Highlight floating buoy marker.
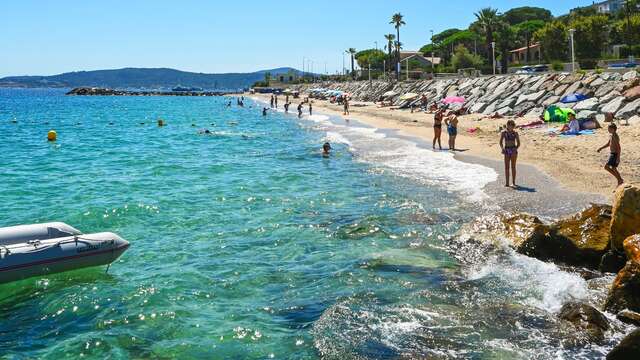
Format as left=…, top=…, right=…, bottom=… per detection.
left=47, top=130, right=57, bottom=142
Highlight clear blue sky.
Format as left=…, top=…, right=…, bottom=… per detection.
left=0, top=0, right=596, bottom=77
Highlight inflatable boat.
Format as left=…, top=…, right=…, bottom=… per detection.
left=0, top=222, right=129, bottom=284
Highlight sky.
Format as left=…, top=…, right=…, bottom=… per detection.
left=0, top=0, right=597, bottom=77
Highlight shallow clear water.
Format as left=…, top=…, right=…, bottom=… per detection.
left=0, top=89, right=627, bottom=359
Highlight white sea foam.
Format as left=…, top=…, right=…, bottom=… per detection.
left=325, top=131, right=352, bottom=148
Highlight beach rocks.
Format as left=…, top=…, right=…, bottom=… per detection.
left=624, top=86, right=640, bottom=101
left=558, top=302, right=610, bottom=344
left=600, top=97, right=626, bottom=115
left=574, top=98, right=599, bottom=111
left=610, top=184, right=640, bottom=251
left=617, top=98, right=640, bottom=119
left=607, top=329, right=640, bottom=359
left=604, top=260, right=640, bottom=313
left=617, top=309, right=640, bottom=326
left=622, top=70, right=638, bottom=81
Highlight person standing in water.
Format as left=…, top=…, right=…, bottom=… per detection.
left=275, top=94, right=278, bottom=108
left=343, top=97, right=350, bottom=115
left=297, top=103, right=303, bottom=118
left=284, top=102, right=290, bottom=113
left=432, top=109, right=444, bottom=150
left=444, top=113, right=458, bottom=151
left=500, top=120, right=521, bottom=187
left=322, top=142, right=331, bottom=157
left=598, top=123, right=624, bottom=186
left=262, top=107, right=268, bottom=116
left=270, top=95, right=274, bottom=108
left=309, top=102, right=313, bottom=116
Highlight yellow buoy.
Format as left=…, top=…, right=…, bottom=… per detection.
left=47, top=130, right=57, bottom=142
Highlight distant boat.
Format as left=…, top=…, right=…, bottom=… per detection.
left=172, top=86, right=203, bottom=92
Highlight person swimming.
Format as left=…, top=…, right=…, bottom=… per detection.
left=322, top=142, right=331, bottom=157
left=262, top=107, right=268, bottom=116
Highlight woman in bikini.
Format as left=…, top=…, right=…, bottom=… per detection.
left=432, top=109, right=444, bottom=150
left=500, top=120, right=521, bottom=187
left=444, top=113, right=458, bottom=151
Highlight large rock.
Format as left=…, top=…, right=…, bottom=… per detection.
left=573, top=98, right=599, bottom=111
left=543, top=96, right=561, bottom=106
left=624, top=234, right=640, bottom=265
left=610, top=184, right=640, bottom=251
left=617, top=98, right=640, bottom=120
left=624, top=86, right=640, bottom=101
left=558, top=302, right=610, bottom=344
left=607, top=329, right=640, bottom=359
left=600, top=96, right=626, bottom=115
left=577, top=110, right=597, bottom=119
left=604, top=260, right=640, bottom=313
left=470, top=102, right=487, bottom=113
left=622, top=70, right=638, bottom=81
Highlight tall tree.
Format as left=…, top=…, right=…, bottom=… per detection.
left=390, top=13, right=406, bottom=80
left=535, top=21, right=568, bottom=62
left=495, top=21, right=517, bottom=73
left=474, top=8, right=500, bottom=64
left=570, top=15, right=610, bottom=62
left=347, top=48, right=357, bottom=79
left=384, top=34, right=396, bottom=72
left=625, top=0, right=639, bottom=43
left=516, top=20, right=545, bottom=63
left=503, top=7, right=552, bottom=25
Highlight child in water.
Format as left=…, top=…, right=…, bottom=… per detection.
left=597, top=123, right=624, bottom=186
left=500, top=120, right=521, bottom=187
left=322, top=142, right=331, bottom=157
left=262, top=107, right=268, bottom=116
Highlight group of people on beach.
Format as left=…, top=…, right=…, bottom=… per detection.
left=431, top=109, right=459, bottom=152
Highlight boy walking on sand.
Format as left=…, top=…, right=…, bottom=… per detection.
left=597, top=123, right=624, bottom=186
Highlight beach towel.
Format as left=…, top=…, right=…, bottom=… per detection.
left=559, top=130, right=595, bottom=137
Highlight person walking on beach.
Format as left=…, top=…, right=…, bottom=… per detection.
left=444, top=113, right=458, bottom=151
left=275, top=95, right=278, bottom=108
left=297, top=103, right=303, bottom=118
left=597, top=123, right=624, bottom=186
left=500, top=120, right=521, bottom=187
left=343, top=97, right=350, bottom=115
left=270, top=95, right=274, bottom=108
left=432, top=109, right=444, bottom=150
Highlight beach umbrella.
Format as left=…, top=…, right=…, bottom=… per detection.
left=399, top=92, right=419, bottom=101
left=442, top=96, right=466, bottom=104
left=560, top=93, right=588, bottom=104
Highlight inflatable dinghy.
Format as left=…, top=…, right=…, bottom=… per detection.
left=0, top=222, right=129, bottom=284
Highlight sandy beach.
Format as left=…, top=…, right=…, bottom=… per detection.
left=252, top=92, right=639, bottom=201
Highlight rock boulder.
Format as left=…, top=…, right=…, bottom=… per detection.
left=610, top=184, right=640, bottom=251
left=607, top=329, right=640, bottom=360
left=558, top=302, right=610, bottom=344
left=604, top=260, right=640, bottom=313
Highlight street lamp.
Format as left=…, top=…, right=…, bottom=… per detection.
left=491, top=42, right=496, bottom=75
left=342, top=52, right=345, bottom=77
left=374, top=41, right=378, bottom=51
left=568, top=28, right=576, bottom=73
left=430, top=29, right=435, bottom=73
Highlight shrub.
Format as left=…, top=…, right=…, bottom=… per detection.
left=451, top=44, right=484, bottom=71
left=579, top=59, right=598, bottom=70
left=551, top=61, right=565, bottom=71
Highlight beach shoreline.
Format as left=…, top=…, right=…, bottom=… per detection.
left=250, top=92, right=637, bottom=203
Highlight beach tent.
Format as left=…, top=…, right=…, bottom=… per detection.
left=543, top=105, right=576, bottom=123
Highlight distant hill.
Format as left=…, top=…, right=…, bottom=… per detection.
left=0, top=67, right=302, bottom=90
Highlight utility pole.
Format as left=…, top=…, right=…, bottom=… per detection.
left=375, top=41, right=378, bottom=51
left=491, top=42, right=496, bottom=75
left=368, top=62, right=371, bottom=85
left=430, top=29, right=435, bottom=73
left=383, top=60, right=386, bottom=80
left=406, top=59, right=409, bottom=81
left=569, top=29, right=576, bottom=73
left=342, top=52, right=345, bottom=77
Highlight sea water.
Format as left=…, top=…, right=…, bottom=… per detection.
left=0, top=89, right=627, bottom=359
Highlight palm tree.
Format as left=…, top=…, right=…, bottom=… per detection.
left=346, top=48, right=357, bottom=79
left=390, top=13, right=405, bottom=80
left=384, top=34, right=396, bottom=72
left=474, top=8, right=500, bottom=64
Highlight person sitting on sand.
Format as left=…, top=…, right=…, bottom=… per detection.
left=500, top=120, right=521, bottom=187
left=597, top=123, right=624, bottom=186
left=322, top=142, right=331, bottom=157
left=561, top=113, right=580, bottom=134
left=343, top=97, right=350, bottom=115
left=444, top=113, right=458, bottom=151
left=432, top=109, right=444, bottom=150
left=297, top=103, right=303, bottom=118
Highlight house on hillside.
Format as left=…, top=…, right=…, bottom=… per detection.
left=592, top=0, right=624, bottom=14
left=399, top=52, right=441, bottom=67
left=509, top=43, right=542, bottom=65
left=276, top=70, right=300, bottom=84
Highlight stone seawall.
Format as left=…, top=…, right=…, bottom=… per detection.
left=293, top=71, right=640, bottom=120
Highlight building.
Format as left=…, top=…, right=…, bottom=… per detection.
left=509, top=43, right=542, bottom=64
left=276, top=71, right=300, bottom=84
left=399, top=51, right=441, bottom=67
left=592, top=0, right=624, bottom=14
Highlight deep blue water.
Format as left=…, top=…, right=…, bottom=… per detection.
left=0, top=89, right=625, bottom=359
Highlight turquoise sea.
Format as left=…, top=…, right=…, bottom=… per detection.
left=0, top=89, right=627, bottom=359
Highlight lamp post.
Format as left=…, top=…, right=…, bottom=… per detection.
left=491, top=42, right=496, bottom=75
left=374, top=41, right=378, bottom=51
left=430, top=29, right=435, bottom=73
left=342, top=52, right=345, bottom=77
left=568, top=28, right=576, bottom=73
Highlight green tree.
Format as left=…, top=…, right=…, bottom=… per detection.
left=346, top=48, right=357, bottom=78
left=570, top=15, right=610, bottom=62
left=503, top=7, right=552, bottom=25
left=433, top=28, right=462, bottom=43
left=390, top=13, right=406, bottom=79
left=264, top=72, right=271, bottom=85
left=384, top=34, right=396, bottom=72
left=495, top=21, right=517, bottom=73
left=535, top=21, right=568, bottom=62
left=474, top=8, right=501, bottom=64
left=451, top=44, right=484, bottom=70
left=515, top=20, right=545, bottom=63
left=624, top=0, right=640, bottom=43
left=355, top=49, right=386, bottom=69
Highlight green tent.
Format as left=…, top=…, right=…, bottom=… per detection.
left=544, top=105, right=576, bottom=123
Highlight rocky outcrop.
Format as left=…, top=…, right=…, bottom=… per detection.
left=558, top=302, right=610, bottom=344
left=610, top=185, right=640, bottom=252
left=296, top=70, right=640, bottom=119
left=605, top=235, right=640, bottom=313
left=617, top=309, right=640, bottom=326
left=607, top=329, right=640, bottom=359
